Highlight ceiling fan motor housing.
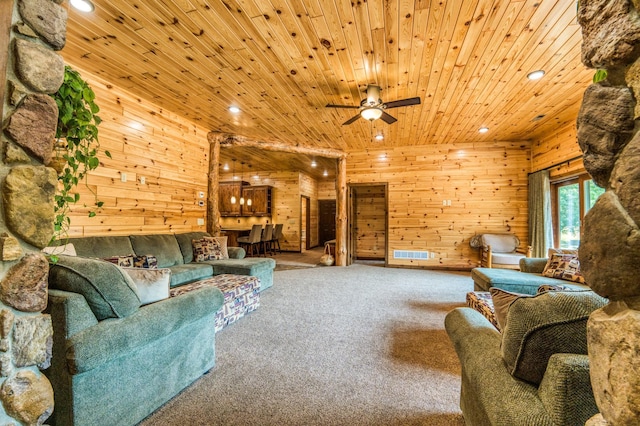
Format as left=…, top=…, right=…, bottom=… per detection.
left=365, top=85, right=382, bottom=107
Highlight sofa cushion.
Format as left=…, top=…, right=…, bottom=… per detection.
left=168, top=263, right=214, bottom=287
left=130, top=234, right=184, bottom=268
left=66, top=236, right=135, bottom=258
left=489, top=288, right=531, bottom=331
left=174, top=232, right=211, bottom=264
left=42, top=243, right=77, bottom=257
left=48, top=255, right=141, bottom=320
left=542, top=253, right=585, bottom=284
left=471, top=267, right=575, bottom=294
left=501, top=290, right=607, bottom=385
left=204, top=257, right=276, bottom=277
left=122, top=268, right=171, bottom=305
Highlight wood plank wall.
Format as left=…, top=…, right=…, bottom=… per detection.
left=347, top=142, right=531, bottom=269
left=65, top=66, right=210, bottom=237
left=353, top=185, right=386, bottom=259
left=318, top=181, right=336, bottom=200
left=530, top=122, right=584, bottom=179
left=299, top=172, right=319, bottom=248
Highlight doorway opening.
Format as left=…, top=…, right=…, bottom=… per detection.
left=348, top=183, right=388, bottom=266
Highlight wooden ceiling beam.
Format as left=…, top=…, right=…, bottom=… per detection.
left=215, top=132, right=346, bottom=159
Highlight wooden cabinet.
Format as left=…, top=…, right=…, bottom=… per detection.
left=219, top=182, right=243, bottom=216
left=219, top=183, right=271, bottom=217
left=245, top=185, right=271, bottom=216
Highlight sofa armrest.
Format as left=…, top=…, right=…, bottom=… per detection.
left=228, top=246, right=246, bottom=259
left=520, top=257, right=548, bottom=273
left=66, top=286, right=224, bottom=375
left=47, top=289, right=99, bottom=338
left=538, top=354, right=598, bottom=425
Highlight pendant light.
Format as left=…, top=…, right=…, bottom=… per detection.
left=230, top=159, right=237, bottom=204
left=246, top=165, right=253, bottom=206
left=239, top=162, right=245, bottom=205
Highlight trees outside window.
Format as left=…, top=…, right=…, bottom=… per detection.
left=551, top=173, right=605, bottom=249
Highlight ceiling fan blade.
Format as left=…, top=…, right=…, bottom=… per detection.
left=326, top=103, right=360, bottom=109
left=342, top=114, right=362, bottom=125
left=380, top=111, right=397, bottom=124
left=383, top=97, right=421, bottom=109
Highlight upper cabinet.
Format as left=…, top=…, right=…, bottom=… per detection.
left=218, top=182, right=243, bottom=216
left=219, top=182, right=271, bottom=217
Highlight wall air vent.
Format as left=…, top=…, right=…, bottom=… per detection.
left=393, top=250, right=429, bottom=260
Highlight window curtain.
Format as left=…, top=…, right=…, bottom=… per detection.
left=528, top=170, right=553, bottom=257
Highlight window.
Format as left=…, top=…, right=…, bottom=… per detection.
left=551, top=174, right=605, bottom=249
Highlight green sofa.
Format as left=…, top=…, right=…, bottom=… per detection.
left=44, top=232, right=275, bottom=426
left=445, top=289, right=607, bottom=426
left=471, top=257, right=589, bottom=295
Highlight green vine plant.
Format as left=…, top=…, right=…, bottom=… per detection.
left=593, top=69, right=608, bottom=83
left=50, top=66, right=111, bottom=249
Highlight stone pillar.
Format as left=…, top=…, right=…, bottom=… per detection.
left=577, top=1, right=640, bottom=424
left=0, top=0, right=69, bottom=423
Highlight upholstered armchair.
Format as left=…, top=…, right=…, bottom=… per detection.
left=479, top=233, right=531, bottom=269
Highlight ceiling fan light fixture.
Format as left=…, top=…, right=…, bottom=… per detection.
left=361, top=107, right=383, bottom=121
left=70, top=0, right=95, bottom=12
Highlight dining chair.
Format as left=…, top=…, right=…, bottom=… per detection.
left=237, top=224, right=263, bottom=257
left=261, top=224, right=274, bottom=256
left=271, top=223, right=283, bottom=253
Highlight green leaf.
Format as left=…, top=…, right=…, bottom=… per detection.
left=88, top=211, right=96, bottom=218
left=593, top=69, right=607, bottom=83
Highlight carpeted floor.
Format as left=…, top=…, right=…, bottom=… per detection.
left=140, top=264, right=472, bottom=426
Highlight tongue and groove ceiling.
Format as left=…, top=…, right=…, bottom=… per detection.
left=61, top=0, right=592, bottom=177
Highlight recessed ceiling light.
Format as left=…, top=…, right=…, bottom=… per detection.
left=527, top=70, right=545, bottom=80
left=222, top=163, right=229, bottom=171
left=375, top=134, right=384, bottom=141
left=311, top=160, right=317, bottom=167
left=228, top=106, right=240, bottom=113
left=70, top=0, right=95, bottom=12
left=479, top=127, right=489, bottom=134
left=323, top=170, right=328, bottom=177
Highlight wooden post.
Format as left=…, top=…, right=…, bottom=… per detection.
left=335, top=155, right=347, bottom=266
left=207, top=131, right=224, bottom=236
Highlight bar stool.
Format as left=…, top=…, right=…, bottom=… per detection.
left=237, top=224, right=262, bottom=257
left=271, top=223, right=283, bottom=253
left=261, top=224, right=274, bottom=256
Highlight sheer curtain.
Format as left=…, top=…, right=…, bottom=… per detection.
left=528, top=170, right=553, bottom=257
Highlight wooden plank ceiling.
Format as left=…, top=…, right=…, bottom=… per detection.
left=61, top=0, right=592, bottom=176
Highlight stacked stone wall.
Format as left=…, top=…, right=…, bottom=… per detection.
left=577, top=0, right=640, bottom=424
left=0, top=0, right=70, bottom=423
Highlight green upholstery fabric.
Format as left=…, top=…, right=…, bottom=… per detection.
left=130, top=234, right=184, bottom=268
left=538, top=354, right=597, bottom=426
left=471, top=267, right=588, bottom=295
left=67, top=286, right=224, bottom=374
left=445, top=308, right=599, bottom=425
left=66, top=235, right=135, bottom=258
left=519, top=257, right=548, bottom=273
left=228, top=246, right=245, bottom=259
left=168, top=263, right=213, bottom=287
left=49, top=255, right=140, bottom=320
left=501, top=290, right=607, bottom=384
left=174, top=231, right=211, bottom=264
left=204, top=257, right=276, bottom=291
left=45, top=286, right=224, bottom=426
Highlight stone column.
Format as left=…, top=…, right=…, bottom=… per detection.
left=0, top=0, right=69, bottom=423
left=577, top=1, right=640, bottom=424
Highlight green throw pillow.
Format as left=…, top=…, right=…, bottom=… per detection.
left=48, top=255, right=141, bottom=320
left=500, top=290, right=607, bottom=385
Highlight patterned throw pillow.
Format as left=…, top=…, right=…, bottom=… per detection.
left=121, top=267, right=171, bottom=305
left=542, top=253, right=585, bottom=284
left=103, top=255, right=135, bottom=267
left=192, top=237, right=228, bottom=262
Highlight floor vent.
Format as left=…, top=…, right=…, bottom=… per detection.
left=393, top=250, right=428, bottom=260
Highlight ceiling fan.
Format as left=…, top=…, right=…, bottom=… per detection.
left=325, top=85, right=421, bottom=125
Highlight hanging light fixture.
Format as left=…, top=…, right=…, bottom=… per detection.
left=230, top=159, right=237, bottom=204
left=239, top=162, right=245, bottom=205
left=246, top=165, right=253, bottom=206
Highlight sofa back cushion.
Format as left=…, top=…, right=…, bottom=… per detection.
left=66, top=236, right=135, bottom=258
left=129, top=234, right=184, bottom=268
left=174, top=232, right=211, bottom=263
left=501, top=290, right=607, bottom=385
left=48, top=255, right=141, bottom=320
left=481, top=233, right=519, bottom=253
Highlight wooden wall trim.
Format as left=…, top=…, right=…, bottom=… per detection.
left=0, top=0, right=15, bottom=121
left=218, top=133, right=346, bottom=159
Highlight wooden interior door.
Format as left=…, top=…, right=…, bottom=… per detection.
left=318, top=200, right=336, bottom=245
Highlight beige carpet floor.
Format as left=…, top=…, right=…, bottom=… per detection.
left=140, top=264, right=472, bottom=426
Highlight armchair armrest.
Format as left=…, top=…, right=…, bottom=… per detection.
left=228, top=246, right=246, bottom=259
left=538, top=354, right=598, bottom=425
left=520, top=257, right=548, bottom=273
left=47, top=289, right=99, bottom=339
